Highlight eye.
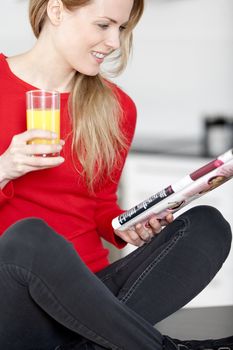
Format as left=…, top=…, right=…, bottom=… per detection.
left=119, top=26, right=127, bottom=32
left=97, top=24, right=109, bottom=30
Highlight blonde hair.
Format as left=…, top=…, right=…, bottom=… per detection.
left=29, top=0, right=144, bottom=191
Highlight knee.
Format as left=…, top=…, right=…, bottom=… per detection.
left=0, top=218, right=60, bottom=263
left=2, top=217, right=53, bottom=243
left=181, top=205, right=232, bottom=263
left=0, top=218, right=78, bottom=280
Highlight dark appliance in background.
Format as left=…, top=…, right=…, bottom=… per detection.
left=202, top=116, right=233, bottom=157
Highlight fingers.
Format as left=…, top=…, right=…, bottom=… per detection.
left=19, top=154, right=65, bottom=168
left=148, top=218, right=162, bottom=234
left=114, top=229, right=144, bottom=247
left=135, top=223, right=153, bottom=242
left=12, top=129, right=58, bottom=144
left=115, top=223, right=155, bottom=247
left=160, top=213, right=174, bottom=226
left=24, top=144, right=62, bottom=156
left=10, top=130, right=65, bottom=161
left=1, top=130, right=65, bottom=181
left=166, top=213, right=174, bottom=223
left=115, top=214, right=175, bottom=247
left=8, top=154, right=64, bottom=179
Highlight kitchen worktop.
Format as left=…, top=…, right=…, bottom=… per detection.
left=130, top=136, right=209, bottom=158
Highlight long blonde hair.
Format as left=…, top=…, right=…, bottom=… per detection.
left=29, top=0, right=144, bottom=191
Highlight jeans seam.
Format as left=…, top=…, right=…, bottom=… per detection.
left=119, top=217, right=189, bottom=304
left=100, top=243, right=150, bottom=283
left=0, top=263, right=29, bottom=288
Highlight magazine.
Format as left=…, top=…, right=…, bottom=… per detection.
left=112, top=148, right=233, bottom=231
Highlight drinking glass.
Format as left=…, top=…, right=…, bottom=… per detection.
left=26, top=90, right=60, bottom=156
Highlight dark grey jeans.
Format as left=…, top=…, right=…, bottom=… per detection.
left=0, top=206, right=231, bottom=350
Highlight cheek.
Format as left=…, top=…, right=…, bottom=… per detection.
left=54, top=26, right=102, bottom=73
left=57, top=20, right=103, bottom=54
left=63, top=35, right=94, bottom=55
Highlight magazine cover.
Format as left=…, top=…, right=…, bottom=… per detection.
left=112, top=149, right=233, bottom=231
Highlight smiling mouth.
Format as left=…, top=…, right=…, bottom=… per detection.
left=91, top=50, right=111, bottom=61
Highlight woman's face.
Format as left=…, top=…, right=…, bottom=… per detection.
left=49, top=0, right=134, bottom=75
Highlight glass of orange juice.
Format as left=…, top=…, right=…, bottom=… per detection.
left=26, top=90, right=60, bottom=156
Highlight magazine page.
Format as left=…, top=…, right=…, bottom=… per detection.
left=112, top=149, right=233, bottom=230
left=112, top=152, right=233, bottom=231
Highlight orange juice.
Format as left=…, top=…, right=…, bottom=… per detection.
left=27, top=109, right=60, bottom=144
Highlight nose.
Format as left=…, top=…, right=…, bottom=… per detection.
left=105, top=29, right=121, bottom=51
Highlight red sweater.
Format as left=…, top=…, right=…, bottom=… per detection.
left=0, top=53, right=136, bottom=272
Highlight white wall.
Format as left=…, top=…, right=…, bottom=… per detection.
left=1, top=0, right=233, bottom=140
left=113, top=0, right=233, bottom=139
left=1, top=0, right=35, bottom=54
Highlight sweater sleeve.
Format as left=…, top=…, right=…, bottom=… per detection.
left=95, top=87, right=137, bottom=248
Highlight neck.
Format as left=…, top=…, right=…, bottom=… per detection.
left=8, top=36, right=76, bottom=93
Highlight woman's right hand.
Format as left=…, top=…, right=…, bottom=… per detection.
left=0, top=130, right=65, bottom=187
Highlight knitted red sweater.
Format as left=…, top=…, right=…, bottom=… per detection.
left=0, top=53, right=137, bottom=272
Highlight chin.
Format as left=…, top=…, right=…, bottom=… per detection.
left=75, top=64, right=100, bottom=77
left=83, top=69, right=100, bottom=77
left=75, top=69, right=99, bottom=77
left=86, top=71, right=99, bottom=77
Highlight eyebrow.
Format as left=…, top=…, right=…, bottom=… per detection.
left=98, top=17, right=128, bottom=25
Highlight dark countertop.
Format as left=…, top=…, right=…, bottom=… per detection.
left=156, top=305, right=233, bottom=339
left=130, top=136, right=210, bottom=158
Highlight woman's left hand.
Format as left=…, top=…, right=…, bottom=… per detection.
left=114, top=213, right=174, bottom=247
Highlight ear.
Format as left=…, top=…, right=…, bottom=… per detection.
left=47, top=0, right=64, bottom=25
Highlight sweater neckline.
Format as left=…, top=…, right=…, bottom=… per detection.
left=0, top=53, right=70, bottom=99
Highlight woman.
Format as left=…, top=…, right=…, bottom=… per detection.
left=0, top=0, right=232, bottom=349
